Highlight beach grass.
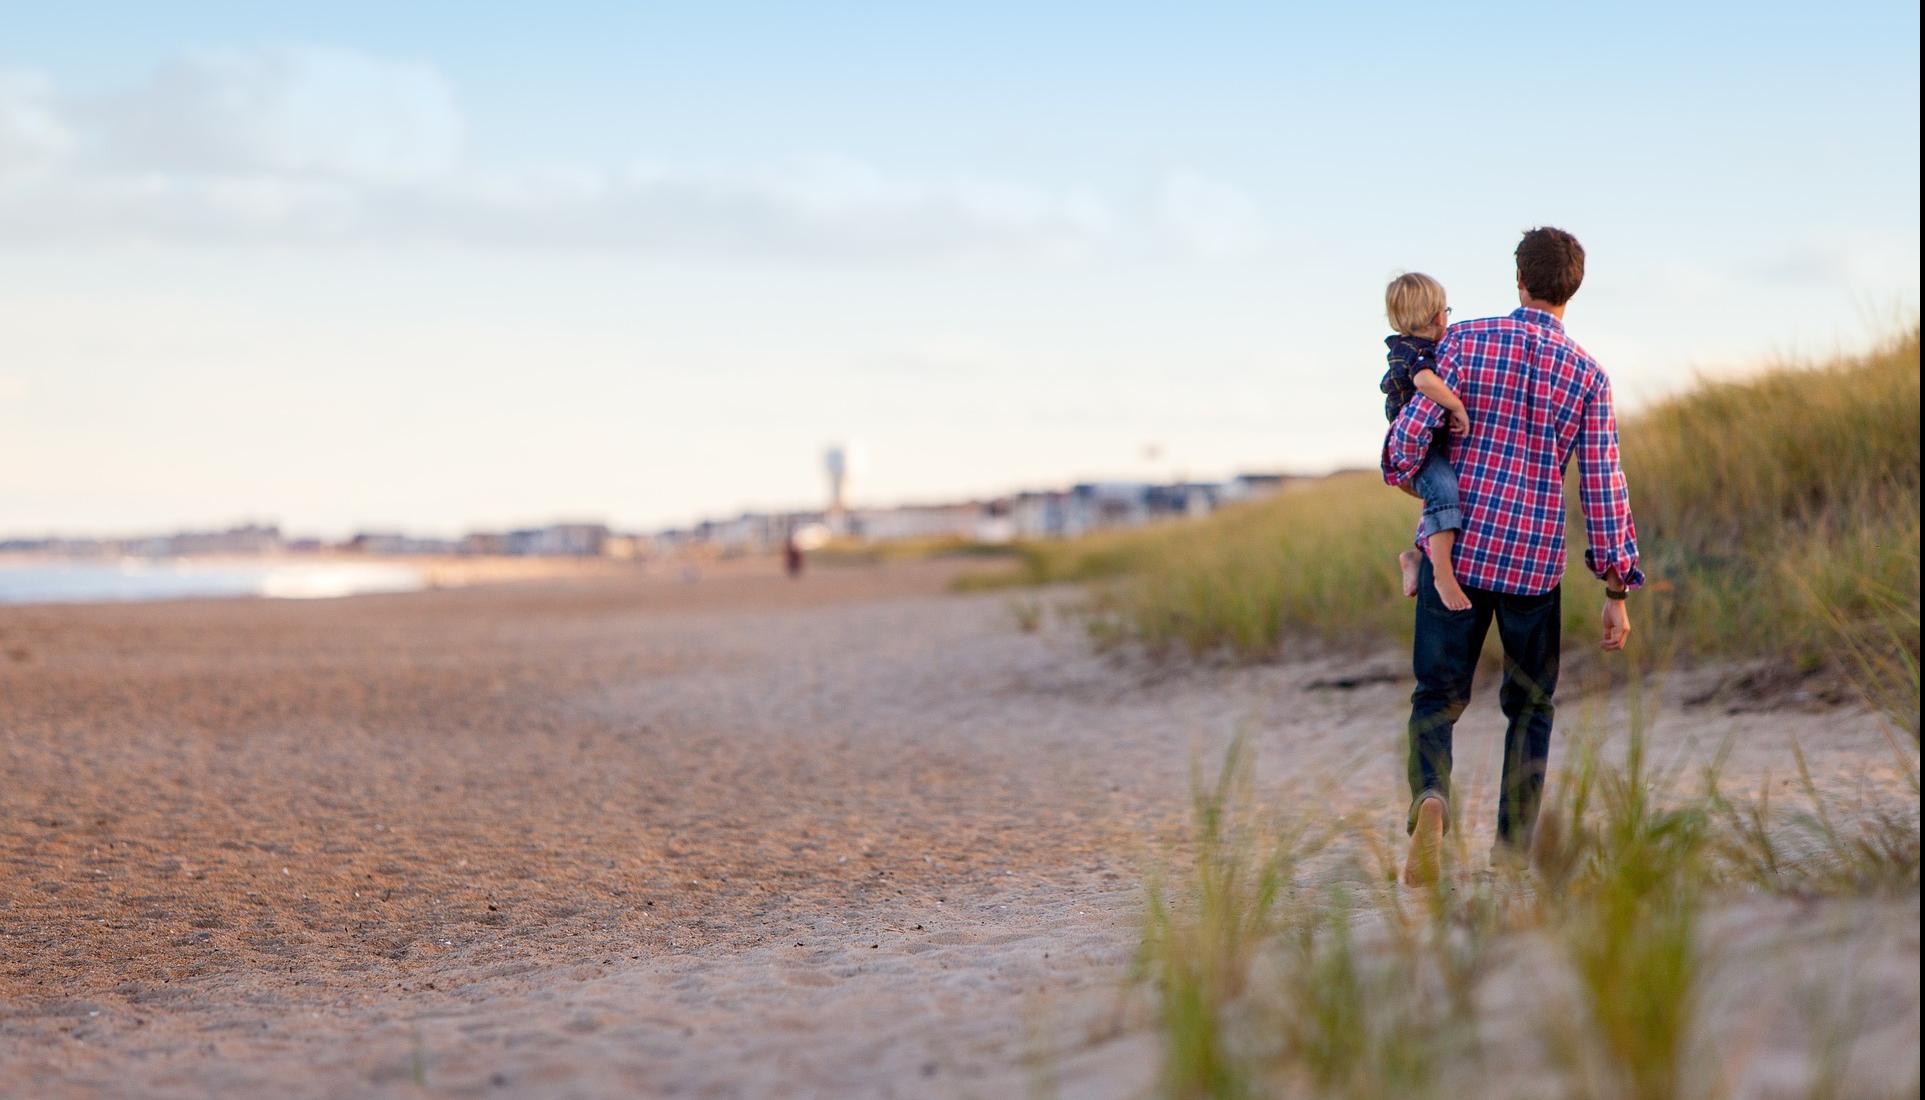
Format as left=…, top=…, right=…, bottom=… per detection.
left=963, top=329, right=1921, bottom=675
left=1134, top=702, right=1919, bottom=1099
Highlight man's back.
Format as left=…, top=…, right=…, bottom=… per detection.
left=1383, top=306, right=1642, bottom=595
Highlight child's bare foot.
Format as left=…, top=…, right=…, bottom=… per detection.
left=1426, top=530, right=1471, bottom=610
left=1433, top=571, right=1473, bottom=611
left=1398, top=550, right=1421, bottom=597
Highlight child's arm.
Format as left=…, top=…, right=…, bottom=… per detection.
left=1412, top=369, right=1470, bottom=435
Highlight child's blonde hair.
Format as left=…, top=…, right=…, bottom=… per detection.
left=1385, top=272, right=1447, bottom=336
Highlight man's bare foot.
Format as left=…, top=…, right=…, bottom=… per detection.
left=1399, top=550, right=1421, bottom=598
left=1404, top=795, right=1446, bottom=887
left=1433, top=571, right=1473, bottom=611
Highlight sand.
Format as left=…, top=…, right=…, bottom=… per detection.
left=1, top=559, right=1916, bottom=1097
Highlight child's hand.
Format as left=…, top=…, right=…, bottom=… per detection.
left=1447, top=407, right=1470, bottom=436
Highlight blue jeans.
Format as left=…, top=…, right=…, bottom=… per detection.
left=1411, top=432, right=1464, bottom=540
left=1405, top=557, right=1562, bottom=849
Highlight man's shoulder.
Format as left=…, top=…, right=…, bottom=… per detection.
left=1446, top=315, right=1603, bottom=372
left=1441, top=314, right=1534, bottom=346
left=1437, top=315, right=1526, bottom=364
left=1450, top=314, right=1522, bottom=335
left=1541, top=327, right=1607, bottom=390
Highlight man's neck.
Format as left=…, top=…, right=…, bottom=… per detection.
left=1519, top=296, right=1567, bottom=321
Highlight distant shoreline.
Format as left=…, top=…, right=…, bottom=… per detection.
left=0, top=552, right=642, bottom=607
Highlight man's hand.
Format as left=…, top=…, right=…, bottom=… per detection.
left=1446, top=406, right=1471, bottom=436
left=1601, top=596, right=1631, bottom=651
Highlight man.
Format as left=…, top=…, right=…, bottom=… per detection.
left=1381, top=226, right=1643, bottom=887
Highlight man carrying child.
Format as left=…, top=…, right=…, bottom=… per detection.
left=1381, top=226, right=1644, bottom=886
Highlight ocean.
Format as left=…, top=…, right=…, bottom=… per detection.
left=0, top=559, right=426, bottom=605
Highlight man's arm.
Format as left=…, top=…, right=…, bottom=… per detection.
left=1576, top=373, right=1644, bottom=588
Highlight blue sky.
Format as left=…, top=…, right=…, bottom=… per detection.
left=2, top=2, right=1918, bottom=537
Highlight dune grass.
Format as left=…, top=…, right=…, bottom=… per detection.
left=965, top=330, right=1921, bottom=673
left=1134, top=711, right=1919, bottom=1100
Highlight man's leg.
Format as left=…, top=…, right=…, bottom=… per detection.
left=1406, top=557, right=1491, bottom=839
left=1493, top=584, right=1562, bottom=853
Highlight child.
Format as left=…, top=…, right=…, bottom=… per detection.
left=1381, top=272, right=1472, bottom=611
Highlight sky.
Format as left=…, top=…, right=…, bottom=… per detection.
left=2, top=1, right=1919, bottom=538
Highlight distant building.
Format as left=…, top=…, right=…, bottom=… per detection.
left=1009, top=490, right=1071, bottom=539
left=1147, top=482, right=1220, bottom=519
left=1063, top=483, right=1156, bottom=535
left=1220, top=472, right=1296, bottom=502
left=346, top=532, right=411, bottom=555
left=347, top=532, right=458, bottom=555
left=694, top=514, right=779, bottom=556
left=461, top=532, right=506, bottom=556
left=164, top=524, right=284, bottom=556
left=855, top=502, right=991, bottom=542
left=2, top=525, right=287, bottom=558
left=543, top=523, right=609, bottom=557
left=603, top=534, right=650, bottom=560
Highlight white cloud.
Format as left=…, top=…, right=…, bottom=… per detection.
left=1156, top=170, right=1267, bottom=258
left=79, top=45, right=461, bottom=183
left=0, top=70, right=76, bottom=178
left=0, top=46, right=1266, bottom=262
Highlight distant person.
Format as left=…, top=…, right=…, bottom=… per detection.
left=783, top=533, right=804, bottom=579
left=1379, top=272, right=1472, bottom=611
left=1382, top=227, right=1643, bottom=886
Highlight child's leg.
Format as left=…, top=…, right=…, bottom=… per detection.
left=1427, top=530, right=1471, bottom=610
left=1412, top=438, right=1471, bottom=611
left=1399, top=548, right=1421, bottom=597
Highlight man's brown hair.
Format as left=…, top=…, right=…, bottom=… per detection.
left=1515, top=226, right=1585, bottom=305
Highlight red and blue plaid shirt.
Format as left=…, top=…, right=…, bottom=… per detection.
left=1381, top=307, right=1644, bottom=595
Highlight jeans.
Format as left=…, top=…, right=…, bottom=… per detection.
left=1406, top=556, right=1561, bottom=849
left=1411, top=432, right=1464, bottom=540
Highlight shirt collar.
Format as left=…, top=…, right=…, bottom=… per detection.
left=1512, top=306, right=1564, bottom=332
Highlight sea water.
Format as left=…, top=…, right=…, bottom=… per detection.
left=0, top=559, right=427, bottom=605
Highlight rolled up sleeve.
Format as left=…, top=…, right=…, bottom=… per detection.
left=1382, top=398, right=1442, bottom=486
left=1381, top=339, right=1454, bottom=486
left=1576, top=375, right=1646, bottom=588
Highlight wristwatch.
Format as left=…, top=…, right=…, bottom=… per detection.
left=1604, top=587, right=1629, bottom=600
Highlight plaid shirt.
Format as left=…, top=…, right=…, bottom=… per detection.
left=1381, top=307, right=1644, bottom=595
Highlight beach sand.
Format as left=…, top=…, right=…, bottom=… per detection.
left=1, top=560, right=1916, bottom=1097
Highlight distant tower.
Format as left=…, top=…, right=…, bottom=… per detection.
left=824, top=445, right=850, bottom=525
left=823, top=441, right=864, bottom=534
